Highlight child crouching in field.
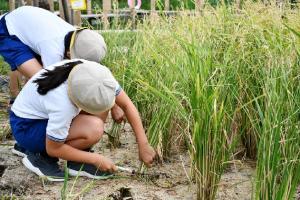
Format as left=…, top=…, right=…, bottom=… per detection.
left=9, top=59, right=156, bottom=181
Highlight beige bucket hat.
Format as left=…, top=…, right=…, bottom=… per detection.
left=70, top=29, right=107, bottom=62
left=68, top=61, right=117, bottom=114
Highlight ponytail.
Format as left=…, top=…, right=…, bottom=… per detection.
left=64, top=30, right=74, bottom=58
left=34, top=60, right=83, bottom=95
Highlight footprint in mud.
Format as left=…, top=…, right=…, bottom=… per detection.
left=108, top=187, right=133, bottom=200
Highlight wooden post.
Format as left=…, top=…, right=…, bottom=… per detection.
left=103, top=0, right=111, bottom=29
left=151, top=0, right=157, bottom=19
left=236, top=0, right=242, bottom=10
left=47, top=0, right=54, bottom=11
left=61, top=0, right=72, bottom=23
left=129, top=0, right=136, bottom=29
left=72, top=10, right=81, bottom=26
left=26, top=0, right=33, bottom=6
left=165, top=0, right=170, bottom=11
left=33, top=0, right=39, bottom=6
left=16, top=0, right=25, bottom=7
left=58, top=0, right=66, bottom=20
left=195, top=0, right=203, bottom=12
left=151, top=0, right=156, bottom=13
left=9, top=0, right=15, bottom=11
left=87, top=0, right=92, bottom=14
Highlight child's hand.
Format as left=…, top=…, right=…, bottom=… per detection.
left=111, top=104, right=125, bottom=123
left=138, top=143, right=156, bottom=167
left=94, top=154, right=117, bottom=173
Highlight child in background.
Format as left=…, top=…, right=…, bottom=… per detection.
left=0, top=6, right=125, bottom=155
left=10, top=59, right=156, bottom=181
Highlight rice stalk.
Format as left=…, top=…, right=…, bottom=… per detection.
left=255, top=62, right=300, bottom=200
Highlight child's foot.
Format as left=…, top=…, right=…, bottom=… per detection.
left=67, top=161, right=113, bottom=180
left=22, top=152, right=65, bottom=182
left=12, top=143, right=27, bottom=157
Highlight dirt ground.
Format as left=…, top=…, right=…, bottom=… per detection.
left=0, top=80, right=269, bottom=200
left=0, top=122, right=256, bottom=200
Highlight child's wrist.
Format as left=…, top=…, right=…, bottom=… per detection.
left=91, top=153, right=102, bottom=166
left=137, top=139, right=149, bottom=148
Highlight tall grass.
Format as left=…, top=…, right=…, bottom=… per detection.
left=103, top=2, right=300, bottom=199
left=255, top=59, right=300, bottom=200
left=254, top=23, right=300, bottom=200
left=92, top=0, right=198, bottom=10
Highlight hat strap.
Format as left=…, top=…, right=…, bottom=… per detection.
left=69, top=27, right=89, bottom=52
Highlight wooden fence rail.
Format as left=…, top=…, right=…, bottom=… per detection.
left=8, top=0, right=204, bottom=26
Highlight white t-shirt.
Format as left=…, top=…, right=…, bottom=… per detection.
left=11, top=60, right=80, bottom=142
left=4, top=6, right=75, bottom=67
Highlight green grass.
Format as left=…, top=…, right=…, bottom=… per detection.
left=92, top=0, right=198, bottom=10
left=0, top=0, right=233, bottom=13
left=254, top=21, right=300, bottom=200
left=102, top=2, right=300, bottom=199
left=0, top=0, right=200, bottom=12
left=1, top=0, right=300, bottom=199
left=254, top=60, right=300, bottom=200
left=0, top=57, right=9, bottom=75
left=0, top=0, right=7, bottom=11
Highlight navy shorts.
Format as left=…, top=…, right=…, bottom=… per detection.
left=10, top=111, right=48, bottom=153
left=0, top=15, right=38, bottom=71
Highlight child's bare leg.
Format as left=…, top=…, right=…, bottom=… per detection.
left=9, top=71, right=22, bottom=99
left=9, top=58, right=42, bottom=102
left=66, top=114, right=106, bottom=150
left=47, top=114, right=117, bottom=173
left=79, top=110, right=109, bottom=122
left=95, top=110, right=109, bottom=122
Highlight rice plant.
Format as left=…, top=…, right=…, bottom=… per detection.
left=255, top=62, right=300, bottom=200
left=61, top=163, right=96, bottom=200
left=101, top=2, right=300, bottom=199
left=107, top=121, right=123, bottom=148
left=254, top=21, right=300, bottom=200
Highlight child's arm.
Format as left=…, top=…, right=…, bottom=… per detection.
left=115, top=90, right=156, bottom=167
left=46, top=138, right=117, bottom=172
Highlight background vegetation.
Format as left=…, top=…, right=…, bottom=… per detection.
left=101, top=2, right=300, bottom=199
left=0, top=0, right=300, bottom=199
left=0, top=0, right=7, bottom=12
left=0, top=0, right=231, bottom=12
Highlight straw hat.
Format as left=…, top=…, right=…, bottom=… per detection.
left=70, top=29, right=107, bottom=62
left=68, top=61, right=117, bottom=114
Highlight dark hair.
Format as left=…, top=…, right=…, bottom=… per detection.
left=64, top=31, right=74, bottom=58
left=33, top=60, right=83, bottom=95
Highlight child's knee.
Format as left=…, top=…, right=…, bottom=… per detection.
left=95, top=110, right=109, bottom=121
left=87, top=118, right=104, bottom=144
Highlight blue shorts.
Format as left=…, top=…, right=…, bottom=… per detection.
left=0, top=15, right=38, bottom=71
left=10, top=111, right=48, bottom=153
